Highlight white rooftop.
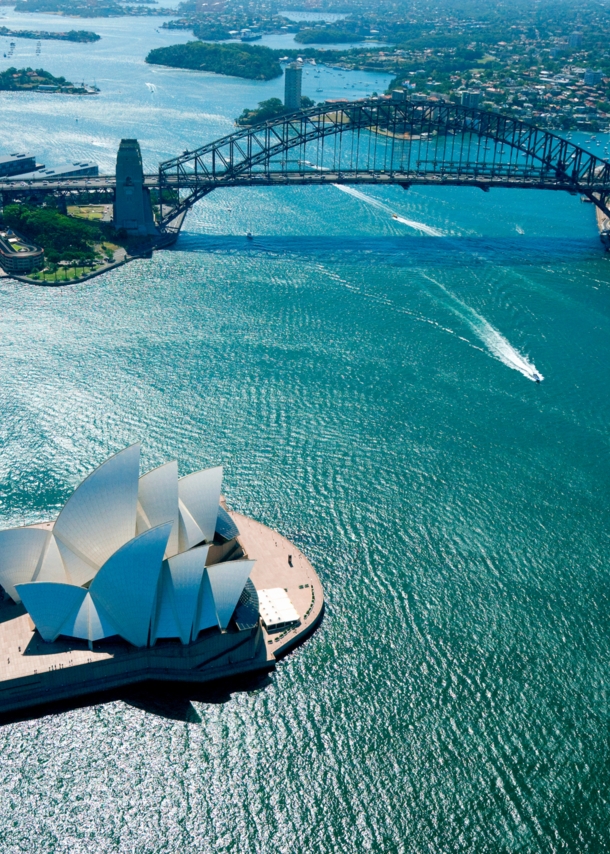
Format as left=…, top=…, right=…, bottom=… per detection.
left=258, top=588, right=300, bottom=632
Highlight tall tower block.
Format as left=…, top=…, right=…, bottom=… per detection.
left=284, top=63, right=302, bottom=111
left=114, top=139, right=157, bottom=235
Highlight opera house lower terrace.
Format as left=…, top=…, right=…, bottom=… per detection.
left=0, top=445, right=323, bottom=716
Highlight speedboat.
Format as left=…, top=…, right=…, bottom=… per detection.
left=532, top=372, right=542, bottom=383
left=246, top=231, right=253, bottom=240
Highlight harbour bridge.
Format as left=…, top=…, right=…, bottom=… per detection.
left=2, top=98, right=610, bottom=245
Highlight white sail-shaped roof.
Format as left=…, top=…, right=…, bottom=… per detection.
left=191, top=568, right=220, bottom=639
left=34, top=535, right=69, bottom=585
left=169, top=545, right=209, bottom=636
left=0, top=528, right=48, bottom=602
left=152, top=545, right=209, bottom=644
left=89, top=522, right=171, bottom=647
left=177, top=500, right=205, bottom=552
left=137, top=461, right=179, bottom=558
left=151, top=563, right=181, bottom=644
left=54, top=538, right=95, bottom=587
left=155, top=546, right=208, bottom=644
left=52, top=444, right=141, bottom=582
left=178, top=466, right=223, bottom=545
left=16, top=582, right=86, bottom=642
left=206, top=559, right=255, bottom=630
left=0, top=448, right=253, bottom=648
left=60, top=592, right=117, bottom=642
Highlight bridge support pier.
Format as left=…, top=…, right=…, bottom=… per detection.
left=114, top=139, right=157, bottom=236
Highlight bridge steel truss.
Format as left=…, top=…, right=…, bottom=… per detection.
left=156, top=98, right=610, bottom=229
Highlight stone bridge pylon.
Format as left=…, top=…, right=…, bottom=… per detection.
left=114, top=139, right=157, bottom=236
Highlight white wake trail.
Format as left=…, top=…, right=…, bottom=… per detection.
left=421, top=273, right=544, bottom=382
left=332, top=184, right=444, bottom=236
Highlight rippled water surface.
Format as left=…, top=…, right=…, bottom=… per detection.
left=1, top=14, right=610, bottom=853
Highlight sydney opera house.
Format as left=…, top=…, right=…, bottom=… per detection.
left=0, top=445, right=323, bottom=715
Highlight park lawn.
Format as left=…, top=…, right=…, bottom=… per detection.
left=67, top=205, right=107, bottom=221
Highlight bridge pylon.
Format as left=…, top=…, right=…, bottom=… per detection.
left=114, top=139, right=157, bottom=236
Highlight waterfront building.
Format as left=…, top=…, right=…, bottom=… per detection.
left=0, top=153, right=41, bottom=179
left=284, top=62, right=302, bottom=111
left=0, top=445, right=256, bottom=648
left=0, top=227, right=44, bottom=274
left=0, top=444, right=323, bottom=716
left=6, top=161, right=98, bottom=181
left=258, top=588, right=300, bottom=632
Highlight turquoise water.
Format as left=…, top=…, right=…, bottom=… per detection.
left=2, top=14, right=610, bottom=853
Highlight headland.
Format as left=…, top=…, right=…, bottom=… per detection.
left=0, top=508, right=323, bottom=718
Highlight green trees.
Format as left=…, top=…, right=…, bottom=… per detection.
left=0, top=67, right=70, bottom=91
left=191, top=23, right=231, bottom=41
left=146, top=42, right=282, bottom=80
left=236, top=97, right=286, bottom=125
left=236, top=95, right=316, bottom=126
left=3, top=205, right=100, bottom=263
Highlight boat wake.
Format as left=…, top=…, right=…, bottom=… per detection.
left=145, top=82, right=157, bottom=94
left=332, top=184, right=444, bottom=236
left=421, top=274, right=544, bottom=382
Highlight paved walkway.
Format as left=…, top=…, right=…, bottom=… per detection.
left=233, top=511, right=324, bottom=656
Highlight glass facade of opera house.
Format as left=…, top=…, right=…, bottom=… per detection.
left=0, top=445, right=257, bottom=647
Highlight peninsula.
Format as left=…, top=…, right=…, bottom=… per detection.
left=0, top=67, right=98, bottom=94
left=147, top=0, right=610, bottom=131
left=0, top=202, right=135, bottom=283
left=0, top=446, right=323, bottom=718
left=236, top=95, right=314, bottom=126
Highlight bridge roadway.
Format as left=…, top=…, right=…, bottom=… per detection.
left=1, top=169, right=607, bottom=194
left=4, top=97, right=610, bottom=237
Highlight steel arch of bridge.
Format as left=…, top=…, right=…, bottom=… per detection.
left=157, top=98, right=610, bottom=229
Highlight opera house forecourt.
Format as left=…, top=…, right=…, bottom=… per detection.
left=0, top=445, right=323, bottom=716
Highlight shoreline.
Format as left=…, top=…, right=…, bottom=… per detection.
left=0, top=212, right=186, bottom=286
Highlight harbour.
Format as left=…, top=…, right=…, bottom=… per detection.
left=0, top=4, right=610, bottom=851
